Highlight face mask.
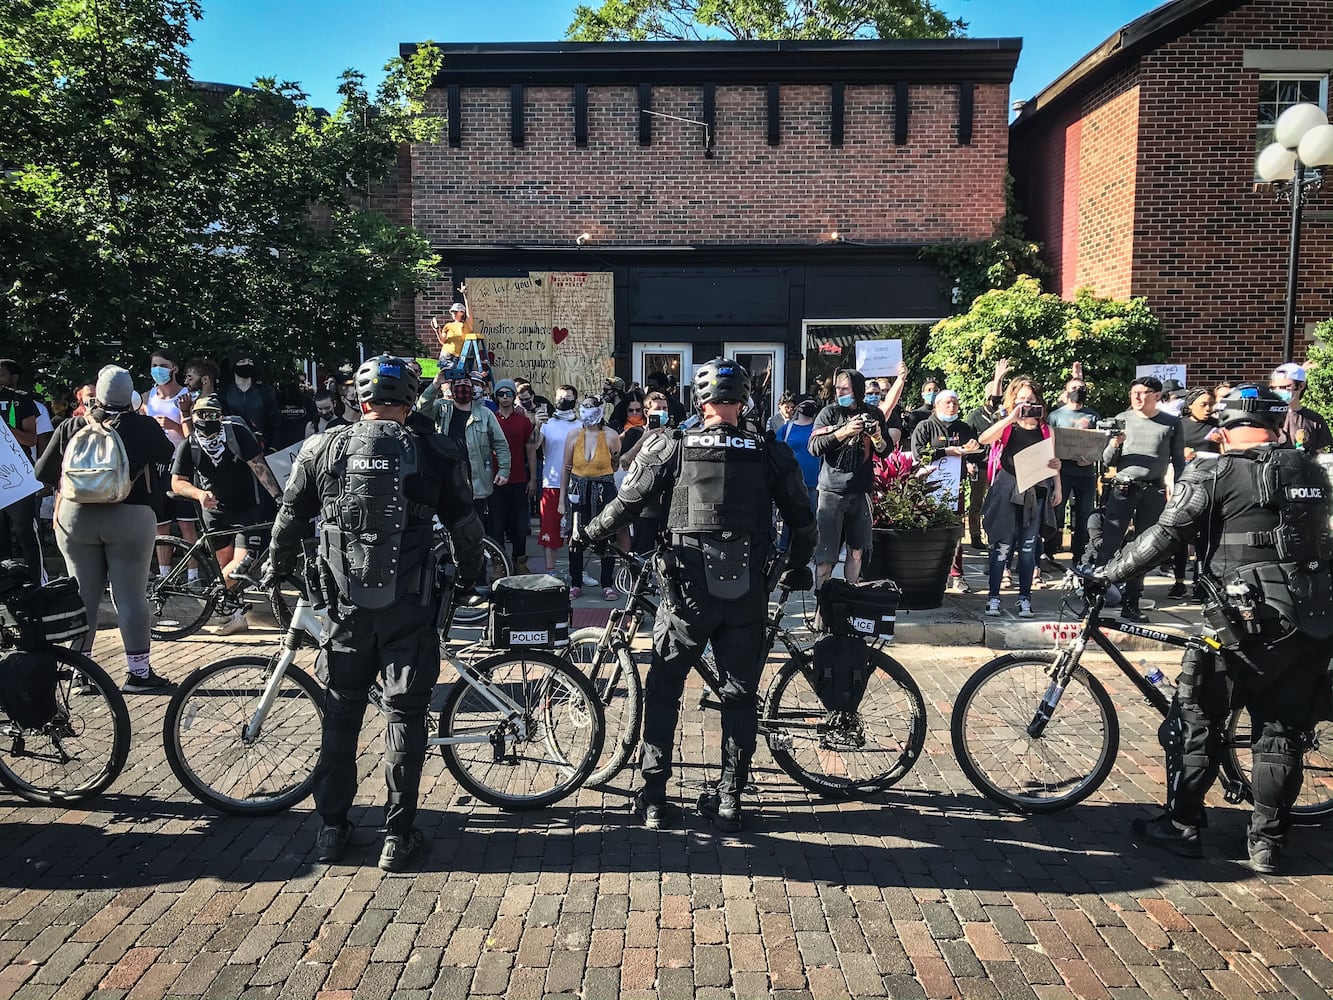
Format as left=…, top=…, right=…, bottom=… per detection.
left=317, top=408, right=336, bottom=420
left=648, top=411, right=669, bottom=429
left=922, top=391, right=937, bottom=405
left=624, top=413, right=646, bottom=428
left=797, top=402, right=818, bottom=418
left=196, top=418, right=222, bottom=435
left=579, top=404, right=603, bottom=427
left=150, top=366, right=173, bottom=386
left=940, top=413, right=959, bottom=424
left=233, top=363, right=255, bottom=379
left=555, top=397, right=576, bottom=412
left=451, top=382, right=474, bottom=404
left=1068, top=386, right=1087, bottom=406
left=1274, top=388, right=1293, bottom=403
left=864, top=393, right=881, bottom=406
left=519, top=397, right=534, bottom=410
left=837, top=394, right=855, bottom=409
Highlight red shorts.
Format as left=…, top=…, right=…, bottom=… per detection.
left=538, top=487, right=564, bottom=550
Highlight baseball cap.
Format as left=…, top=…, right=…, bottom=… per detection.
left=1131, top=376, right=1163, bottom=393
left=1272, top=362, right=1307, bottom=383
left=450, top=302, right=466, bottom=313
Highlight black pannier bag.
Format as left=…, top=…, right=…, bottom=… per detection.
left=487, top=574, right=571, bottom=650
left=0, top=648, right=59, bottom=729
left=4, top=577, right=88, bottom=651
left=811, top=635, right=873, bottom=713
left=816, top=578, right=899, bottom=640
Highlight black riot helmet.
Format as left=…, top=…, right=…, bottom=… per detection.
left=1215, top=383, right=1287, bottom=431
left=354, top=355, right=419, bottom=407
left=692, top=357, right=750, bottom=407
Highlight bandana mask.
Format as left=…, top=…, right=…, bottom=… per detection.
left=580, top=404, right=603, bottom=427
left=451, top=382, right=474, bottom=404
left=624, top=413, right=646, bottom=428
left=194, top=420, right=226, bottom=461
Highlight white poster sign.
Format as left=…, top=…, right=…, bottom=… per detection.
left=265, top=442, right=304, bottom=492
left=924, top=455, right=964, bottom=505
left=854, top=340, right=903, bottom=377
left=0, top=422, right=41, bottom=512
left=1013, top=436, right=1059, bottom=493
left=1135, top=363, right=1186, bottom=386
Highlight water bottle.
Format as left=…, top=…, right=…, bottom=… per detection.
left=1140, top=659, right=1176, bottom=699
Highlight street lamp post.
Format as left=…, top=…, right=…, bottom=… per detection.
left=1257, top=102, right=1333, bottom=362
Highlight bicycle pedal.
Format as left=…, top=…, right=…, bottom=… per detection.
left=697, top=696, right=723, bottom=711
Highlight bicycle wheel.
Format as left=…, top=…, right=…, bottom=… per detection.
left=439, top=648, right=604, bottom=810
left=451, top=537, right=513, bottom=626
left=162, top=655, right=324, bottom=815
left=762, top=648, right=926, bottom=799
left=149, top=535, right=217, bottom=640
left=0, top=648, right=131, bottom=804
left=951, top=652, right=1119, bottom=813
left=1222, top=711, right=1333, bottom=823
left=566, top=626, right=643, bottom=786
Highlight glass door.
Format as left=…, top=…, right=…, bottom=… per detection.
left=724, top=343, right=784, bottom=428
left=633, top=343, right=689, bottom=407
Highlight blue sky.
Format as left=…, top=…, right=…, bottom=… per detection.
left=187, top=0, right=1163, bottom=112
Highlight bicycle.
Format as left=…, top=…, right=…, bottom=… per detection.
left=162, top=548, right=605, bottom=814
left=0, top=573, right=131, bottom=804
left=148, top=520, right=293, bottom=640
left=565, top=543, right=927, bottom=798
left=438, top=527, right=513, bottom=627
left=950, top=570, right=1333, bottom=819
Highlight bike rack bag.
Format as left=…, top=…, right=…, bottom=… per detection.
left=3, top=577, right=89, bottom=651
left=488, top=574, right=571, bottom=650
left=816, top=578, right=900, bottom=640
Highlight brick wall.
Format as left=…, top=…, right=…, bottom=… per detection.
left=1073, top=66, right=1139, bottom=300
left=408, top=81, right=1011, bottom=346
left=1133, top=0, right=1333, bottom=382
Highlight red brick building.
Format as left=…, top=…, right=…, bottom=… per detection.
left=385, top=40, right=1020, bottom=413
left=1009, top=0, right=1333, bottom=384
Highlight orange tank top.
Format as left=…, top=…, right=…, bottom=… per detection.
left=571, top=428, right=613, bottom=478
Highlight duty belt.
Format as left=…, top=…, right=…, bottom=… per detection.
left=1220, top=530, right=1276, bottom=548
left=1113, top=477, right=1164, bottom=491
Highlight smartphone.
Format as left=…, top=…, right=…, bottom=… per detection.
left=1020, top=403, right=1045, bottom=420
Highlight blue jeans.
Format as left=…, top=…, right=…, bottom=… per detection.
left=988, top=503, right=1042, bottom=600
left=777, top=485, right=819, bottom=553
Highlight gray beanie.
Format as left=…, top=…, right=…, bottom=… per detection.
left=494, top=379, right=517, bottom=395
left=95, top=365, right=134, bottom=410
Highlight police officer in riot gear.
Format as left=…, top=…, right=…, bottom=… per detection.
left=1093, top=384, right=1333, bottom=873
left=573, top=358, right=816, bottom=831
left=266, top=355, right=485, bottom=871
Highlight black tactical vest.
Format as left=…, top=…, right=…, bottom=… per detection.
left=319, top=420, right=436, bottom=610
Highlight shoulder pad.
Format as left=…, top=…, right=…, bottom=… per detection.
left=638, top=430, right=679, bottom=464
left=1175, top=459, right=1216, bottom=486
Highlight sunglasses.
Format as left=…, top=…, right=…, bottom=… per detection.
left=496, top=390, right=515, bottom=397
left=627, top=406, right=643, bottom=413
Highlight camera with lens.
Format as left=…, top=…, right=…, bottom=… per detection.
left=1095, top=417, right=1126, bottom=434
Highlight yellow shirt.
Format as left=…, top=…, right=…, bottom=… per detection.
left=437, top=317, right=475, bottom=357
left=571, top=428, right=614, bottom=478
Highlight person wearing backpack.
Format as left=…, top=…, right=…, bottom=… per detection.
left=170, top=394, right=284, bottom=635
left=33, top=365, right=176, bottom=693
left=263, top=355, right=485, bottom=871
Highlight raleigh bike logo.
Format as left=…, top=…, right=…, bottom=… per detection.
left=348, top=456, right=397, bottom=473
left=1110, top=620, right=1175, bottom=644
left=1285, top=485, right=1325, bottom=501
left=685, top=432, right=757, bottom=450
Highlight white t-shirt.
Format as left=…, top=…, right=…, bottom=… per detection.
left=539, top=414, right=579, bottom=489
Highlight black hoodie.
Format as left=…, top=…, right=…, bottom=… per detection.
left=807, top=369, right=888, bottom=494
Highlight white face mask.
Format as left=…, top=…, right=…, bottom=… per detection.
left=579, top=404, right=603, bottom=427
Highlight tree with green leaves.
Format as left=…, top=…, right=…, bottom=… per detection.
left=1, top=0, right=443, bottom=385
left=567, top=0, right=965, bottom=41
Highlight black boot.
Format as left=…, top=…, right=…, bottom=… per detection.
left=697, top=788, right=743, bottom=833
left=1131, top=813, right=1201, bottom=859
left=1120, top=600, right=1149, bottom=623
left=631, top=790, right=679, bottom=830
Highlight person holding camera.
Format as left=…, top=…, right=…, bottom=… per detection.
left=572, top=359, right=816, bottom=833
left=1093, top=385, right=1332, bottom=874
left=978, top=379, right=1062, bottom=618
left=1087, top=375, right=1186, bottom=623
left=808, top=369, right=892, bottom=589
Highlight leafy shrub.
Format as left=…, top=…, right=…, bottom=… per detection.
left=1303, top=318, right=1333, bottom=416
left=870, top=451, right=963, bottom=530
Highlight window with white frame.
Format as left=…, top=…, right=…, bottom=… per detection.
left=1256, top=74, right=1329, bottom=177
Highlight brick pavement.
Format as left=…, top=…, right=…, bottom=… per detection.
left=1, top=608, right=1330, bottom=1000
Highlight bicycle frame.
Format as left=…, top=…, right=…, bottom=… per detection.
left=156, top=521, right=276, bottom=590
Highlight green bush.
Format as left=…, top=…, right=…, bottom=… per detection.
left=922, top=276, right=1169, bottom=415
left=1303, top=318, right=1333, bottom=415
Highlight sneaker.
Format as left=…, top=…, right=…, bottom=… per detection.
left=603, top=587, right=618, bottom=602
left=569, top=586, right=582, bottom=600
left=1131, top=814, right=1202, bottom=859
left=315, top=823, right=351, bottom=863
left=984, top=597, right=1002, bottom=616
left=949, top=575, right=972, bottom=594
left=697, top=790, right=744, bottom=833
left=1166, top=581, right=1188, bottom=600
left=71, top=672, right=97, bottom=696
left=970, top=539, right=988, bottom=552
left=379, top=827, right=427, bottom=872
left=631, top=792, right=679, bottom=830
left=582, top=573, right=599, bottom=588
left=121, top=670, right=174, bottom=694
left=1246, top=839, right=1279, bottom=875
left=1120, top=602, right=1149, bottom=623
left=216, top=609, right=250, bottom=636
left=1017, top=598, right=1033, bottom=618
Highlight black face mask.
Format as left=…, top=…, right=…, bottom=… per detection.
left=797, top=402, right=818, bottom=418
left=1068, top=386, right=1087, bottom=406
left=555, top=398, right=576, bottom=411
left=197, top=418, right=223, bottom=435
left=233, top=363, right=256, bottom=379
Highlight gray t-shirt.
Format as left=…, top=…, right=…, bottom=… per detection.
left=1103, top=409, right=1185, bottom=482
left=1047, top=405, right=1100, bottom=478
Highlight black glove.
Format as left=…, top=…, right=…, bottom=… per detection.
left=570, top=526, right=605, bottom=553
left=1076, top=566, right=1108, bottom=595
left=779, top=565, right=814, bottom=591
left=256, top=557, right=282, bottom=591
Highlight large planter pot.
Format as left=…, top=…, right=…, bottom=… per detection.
left=862, top=523, right=965, bottom=610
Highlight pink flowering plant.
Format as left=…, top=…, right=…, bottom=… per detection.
left=870, top=450, right=964, bottom=530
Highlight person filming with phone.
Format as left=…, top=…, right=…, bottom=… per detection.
left=1086, top=375, right=1186, bottom=623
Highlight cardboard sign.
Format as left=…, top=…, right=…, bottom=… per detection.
left=854, top=339, right=903, bottom=378
left=1136, top=363, right=1186, bottom=386
left=0, top=421, right=41, bottom=512
left=1054, top=426, right=1107, bottom=465
left=1013, top=435, right=1058, bottom=493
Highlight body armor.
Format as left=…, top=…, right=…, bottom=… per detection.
left=320, top=420, right=433, bottom=610
left=665, top=425, right=773, bottom=599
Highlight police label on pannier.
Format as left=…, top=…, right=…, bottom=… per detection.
left=509, top=629, right=549, bottom=645
left=347, top=456, right=397, bottom=473
left=849, top=616, right=875, bottom=634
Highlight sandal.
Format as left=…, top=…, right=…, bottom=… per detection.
left=603, top=587, right=618, bottom=602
